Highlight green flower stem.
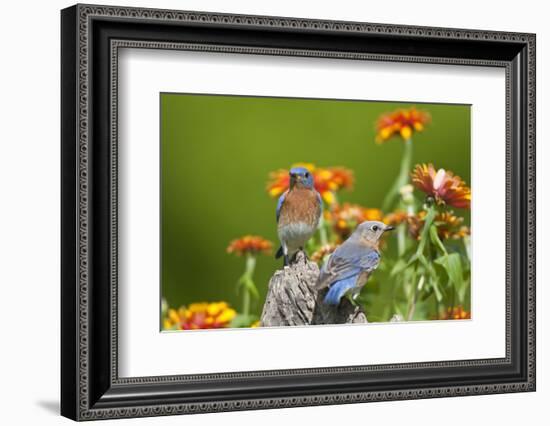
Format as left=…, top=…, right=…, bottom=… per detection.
left=382, top=138, right=413, bottom=212
left=238, top=254, right=257, bottom=316
left=242, top=284, right=251, bottom=317
left=414, top=206, right=436, bottom=257
left=397, top=222, right=406, bottom=256
left=245, top=254, right=256, bottom=277
left=407, top=274, right=424, bottom=321
left=404, top=204, right=437, bottom=320
left=430, top=225, right=448, bottom=256
left=396, top=230, right=407, bottom=314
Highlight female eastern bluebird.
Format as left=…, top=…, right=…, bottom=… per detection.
left=276, top=167, right=323, bottom=266
left=317, top=221, right=394, bottom=305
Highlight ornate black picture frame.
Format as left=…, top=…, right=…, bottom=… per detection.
left=61, top=4, right=536, bottom=421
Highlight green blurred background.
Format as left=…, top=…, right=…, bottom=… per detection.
left=161, top=93, right=470, bottom=315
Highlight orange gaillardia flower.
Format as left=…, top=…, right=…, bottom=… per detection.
left=408, top=210, right=470, bottom=241
left=226, top=235, right=273, bottom=256
left=434, top=211, right=470, bottom=240
left=383, top=210, right=409, bottom=227
left=375, top=108, right=430, bottom=144
left=411, top=163, right=471, bottom=209
left=163, top=302, right=237, bottom=330
left=438, top=306, right=471, bottom=320
left=311, top=243, right=338, bottom=264
left=331, top=203, right=384, bottom=240
left=266, top=163, right=353, bottom=205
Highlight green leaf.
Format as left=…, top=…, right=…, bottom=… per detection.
left=230, top=314, right=259, bottom=328
left=417, top=253, right=429, bottom=268
left=429, top=224, right=448, bottom=255
left=420, top=285, right=434, bottom=301
left=390, top=259, right=408, bottom=277
left=459, top=277, right=471, bottom=305
left=429, top=275, right=443, bottom=302
left=435, top=253, right=463, bottom=291
left=407, top=252, right=419, bottom=266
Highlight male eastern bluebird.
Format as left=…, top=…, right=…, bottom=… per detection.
left=275, top=167, right=323, bottom=266
left=317, top=221, right=394, bottom=305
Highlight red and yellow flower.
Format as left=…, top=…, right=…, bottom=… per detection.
left=383, top=210, right=409, bottom=227
left=438, top=306, right=471, bottom=320
left=411, top=163, right=471, bottom=209
left=311, top=243, right=338, bottom=264
left=407, top=210, right=469, bottom=241
left=330, top=203, right=384, bottom=240
left=434, top=211, right=470, bottom=240
left=266, top=163, right=353, bottom=205
left=226, top=235, right=273, bottom=256
left=375, top=108, right=430, bottom=144
left=163, top=302, right=237, bottom=330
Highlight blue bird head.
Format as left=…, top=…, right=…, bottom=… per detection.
left=289, top=167, right=314, bottom=189
left=352, top=221, right=395, bottom=246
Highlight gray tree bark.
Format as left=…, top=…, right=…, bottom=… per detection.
left=260, top=251, right=367, bottom=327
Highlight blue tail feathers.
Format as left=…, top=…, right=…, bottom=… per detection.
left=323, top=276, right=357, bottom=305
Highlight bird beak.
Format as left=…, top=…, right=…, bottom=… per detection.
left=289, top=173, right=297, bottom=187
left=384, top=225, right=395, bottom=232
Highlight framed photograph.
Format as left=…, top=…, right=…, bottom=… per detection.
left=61, top=4, right=536, bottom=421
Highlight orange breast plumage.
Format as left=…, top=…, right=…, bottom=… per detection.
left=277, top=188, right=322, bottom=256
left=277, top=188, right=321, bottom=228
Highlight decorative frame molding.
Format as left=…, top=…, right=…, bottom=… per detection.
left=61, top=4, right=535, bottom=421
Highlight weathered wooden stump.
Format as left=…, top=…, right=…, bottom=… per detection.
left=260, top=251, right=367, bottom=327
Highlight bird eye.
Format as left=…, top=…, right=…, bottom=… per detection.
left=305, top=172, right=310, bottom=178
left=372, top=225, right=379, bottom=232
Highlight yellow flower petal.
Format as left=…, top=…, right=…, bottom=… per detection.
left=379, top=127, right=392, bottom=140
left=400, top=126, right=412, bottom=140
left=216, top=308, right=237, bottom=323
left=322, top=191, right=336, bottom=205
left=269, top=187, right=284, bottom=197
left=188, top=302, right=208, bottom=313
left=328, top=182, right=338, bottom=191
left=207, top=303, right=222, bottom=317
left=318, top=169, right=332, bottom=180
left=168, top=309, right=179, bottom=324
left=364, top=208, right=383, bottom=221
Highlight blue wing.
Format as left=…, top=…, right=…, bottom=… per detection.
left=276, top=190, right=288, bottom=223
left=318, top=242, right=380, bottom=289
left=316, top=191, right=323, bottom=219
left=323, top=276, right=357, bottom=305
